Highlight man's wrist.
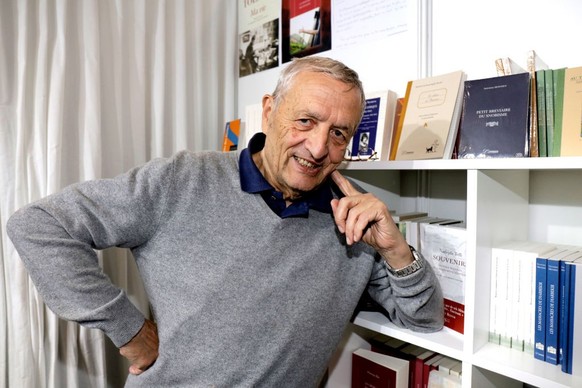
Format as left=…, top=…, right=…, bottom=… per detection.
left=384, top=245, right=423, bottom=277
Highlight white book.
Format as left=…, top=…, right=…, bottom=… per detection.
left=240, top=102, right=263, bottom=150
left=420, top=223, right=466, bottom=335
left=395, top=70, right=467, bottom=160
left=511, top=242, right=557, bottom=353
left=489, top=240, right=531, bottom=346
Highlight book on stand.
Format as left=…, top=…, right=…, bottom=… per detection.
left=345, top=90, right=398, bottom=161
left=393, top=70, right=466, bottom=160
left=456, top=73, right=531, bottom=159
left=222, top=118, right=242, bottom=152
left=558, top=66, right=582, bottom=156
left=352, top=348, right=409, bottom=388
left=419, top=222, right=467, bottom=335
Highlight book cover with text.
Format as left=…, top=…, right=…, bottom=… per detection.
left=395, top=71, right=466, bottom=160
left=457, top=72, right=531, bottom=158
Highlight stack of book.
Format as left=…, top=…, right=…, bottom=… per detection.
left=489, top=240, right=582, bottom=376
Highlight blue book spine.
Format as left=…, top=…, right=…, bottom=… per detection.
left=534, top=257, right=547, bottom=361
left=559, top=260, right=570, bottom=367
left=545, top=258, right=560, bottom=364
left=562, top=263, right=575, bottom=374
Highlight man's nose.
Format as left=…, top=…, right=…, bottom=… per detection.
left=306, top=126, right=329, bottom=160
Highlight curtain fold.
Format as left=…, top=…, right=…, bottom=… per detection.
left=0, top=1, right=237, bottom=387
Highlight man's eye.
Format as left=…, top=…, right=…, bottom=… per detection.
left=331, top=129, right=347, bottom=144
left=296, top=118, right=313, bottom=129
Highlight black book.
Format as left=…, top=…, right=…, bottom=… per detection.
left=456, top=73, right=531, bottom=158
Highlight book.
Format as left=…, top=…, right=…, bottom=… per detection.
left=390, top=83, right=412, bottom=160
left=423, top=354, right=444, bottom=388
left=239, top=102, right=263, bottom=150
left=499, top=56, right=526, bottom=75
left=551, top=67, right=567, bottom=156
left=222, top=119, right=242, bottom=152
left=544, top=249, right=579, bottom=364
left=559, top=251, right=582, bottom=370
left=282, top=0, right=332, bottom=63
left=419, top=222, right=466, bottom=334
left=389, top=97, right=405, bottom=159
left=456, top=72, right=531, bottom=159
left=534, top=248, right=570, bottom=361
left=399, top=344, right=427, bottom=388
left=526, top=50, right=549, bottom=157
left=238, top=0, right=280, bottom=77
left=558, top=66, right=582, bottom=156
left=495, top=58, right=505, bottom=77
left=489, top=241, right=531, bottom=346
left=427, top=369, right=462, bottom=388
left=512, top=242, right=557, bottom=353
left=535, top=70, right=548, bottom=157
left=391, top=211, right=429, bottom=223
left=352, top=348, right=409, bottom=388
left=345, top=90, right=398, bottom=161
left=543, top=69, right=555, bottom=157
left=394, top=70, right=466, bottom=160
left=413, top=350, right=437, bottom=388
left=562, top=258, right=582, bottom=375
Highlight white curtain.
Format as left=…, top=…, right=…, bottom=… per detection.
left=0, top=1, right=237, bottom=387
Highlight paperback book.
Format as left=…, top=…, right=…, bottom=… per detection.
left=419, top=223, right=466, bottom=334
left=456, top=73, right=531, bottom=158
left=394, top=70, right=466, bottom=160
left=352, top=348, right=409, bottom=388
left=345, top=90, right=398, bottom=161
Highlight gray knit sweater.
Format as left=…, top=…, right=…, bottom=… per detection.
left=7, top=150, right=443, bottom=387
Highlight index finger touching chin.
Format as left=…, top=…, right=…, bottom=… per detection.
left=331, top=170, right=360, bottom=197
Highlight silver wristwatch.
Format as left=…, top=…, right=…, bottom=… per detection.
left=385, top=245, right=423, bottom=277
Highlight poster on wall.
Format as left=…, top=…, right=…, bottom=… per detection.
left=238, top=0, right=280, bottom=77
left=282, top=0, right=331, bottom=63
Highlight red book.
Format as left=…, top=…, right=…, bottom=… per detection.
left=352, top=348, right=409, bottom=388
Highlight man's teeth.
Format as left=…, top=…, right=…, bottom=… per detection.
left=295, top=156, right=316, bottom=168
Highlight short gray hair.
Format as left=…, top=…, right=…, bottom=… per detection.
left=271, top=56, right=366, bottom=122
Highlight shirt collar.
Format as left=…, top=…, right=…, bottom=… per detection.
left=239, top=133, right=333, bottom=217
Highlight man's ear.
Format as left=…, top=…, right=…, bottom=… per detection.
left=261, top=94, right=273, bottom=133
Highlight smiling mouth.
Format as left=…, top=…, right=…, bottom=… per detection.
left=294, top=156, right=321, bottom=170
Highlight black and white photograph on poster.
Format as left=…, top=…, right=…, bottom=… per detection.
left=238, top=0, right=280, bottom=78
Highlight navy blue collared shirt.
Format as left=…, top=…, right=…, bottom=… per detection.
left=239, top=133, right=333, bottom=218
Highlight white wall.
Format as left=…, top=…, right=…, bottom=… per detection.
left=238, top=0, right=582, bottom=116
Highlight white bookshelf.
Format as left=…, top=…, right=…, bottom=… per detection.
left=338, top=157, right=582, bottom=388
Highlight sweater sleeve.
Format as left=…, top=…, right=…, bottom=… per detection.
left=6, top=155, right=176, bottom=347
left=366, top=251, right=445, bottom=333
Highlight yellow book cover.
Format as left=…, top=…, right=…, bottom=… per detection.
left=559, top=66, right=582, bottom=156
left=394, top=70, right=466, bottom=160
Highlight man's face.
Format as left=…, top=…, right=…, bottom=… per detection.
left=257, top=71, right=362, bottom=201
